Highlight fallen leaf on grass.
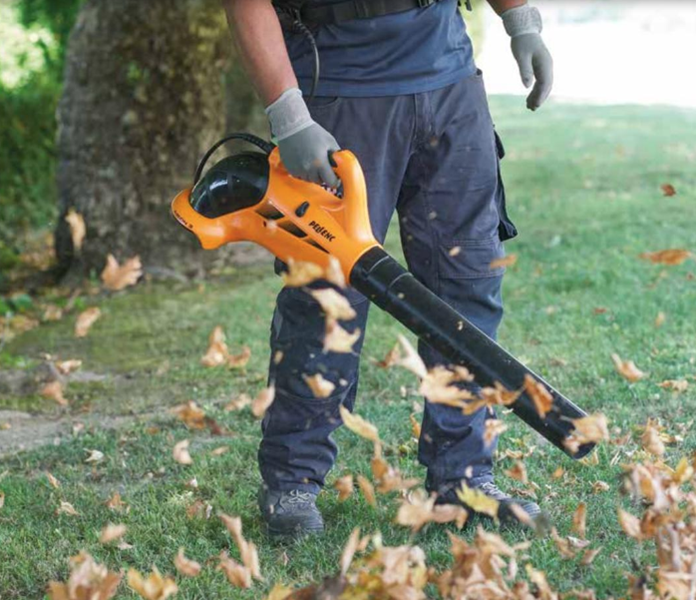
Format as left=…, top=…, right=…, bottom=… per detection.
left=304, top=373, right=336, bottom=398
left=310, top=288, right=357, bottom=321
left=100, top=524, right=127, bottom=544
left=580, top=547, right=602, bottom=565
left=173, top=440, right=193, bottom=465
left=252, top=386, right=275, bottom=418
left=658, top=379, right=688, bottom=393
left=661, top=183, right=677, bottom=197
left=43, top=304, right=64, bottom=321
left=618, top=508, right=643, bottom=540
left=56, top=501, right=79, bottom=516
left=334, top=475, right=354, bottom=501
left=523, top=374, right=554, bottom=417
left=201, top=326, right=229, bottom=367
left=75, top=307, right=101, bottom=338
left=592, top=481, right=610, bottom=493
left=46, top=472, right=61, bottom=489
left=85, top=449, right=104, bottom=464
left=106, top=492, right=128, bottom=512
left=174, top=548, right=201, bottom=577
left=357, top=475, right=377, bottom=507
left=572, top=503, right=587, bottom=539
left=211, top=446, right=229, bottom=456
left=376, top=344, right=401, bottom=369
left=0, top=492, right=4, bottom=510
left=127, top=566, right=178, bottom=600
left=639, top=249, right=692, bottom=266
left=227, top=346, right=251, bottom=369
left=41, top=380, right=67, bottom=406
left=410, top=413, right=422, bottom=438
left=265, top=584, right=293, bottom=600
left=225, top=393, right=252, bottom=412
left=171, top=401, right=206, bottom=430
left=339, top=405, right=379, bottom=443
left=456, top=483, right=499, bottom=519
left=655, top=312, right=666, bottom=327
left=484, top=419, right=508, bottom=447
left=340, top=528, right=361, bottom=576
left=55, top=359, right=82, bottom=376
left=504, top=461, right=528, bottom=485
left=219, top=514, right=262, bottom=581
left=324, top=319, right=361, bottom=353
left=490, top=254, right=518, bottom=269
left=65, top=209, right=86, bottom=251
left=101, top=254, right=142, bottom=291
left=218, top=553, right=252, bottom=589
left=641, top=422, right=666, bottom=457
left=611, top=353, right=647, bottom=383
left=48, top=551, right=121, bottom=600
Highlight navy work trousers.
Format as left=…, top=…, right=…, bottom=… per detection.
left=258, top=71, right=517, bottom=494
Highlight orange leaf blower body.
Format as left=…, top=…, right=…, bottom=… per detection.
left=172, top=134, right=594, bottom=459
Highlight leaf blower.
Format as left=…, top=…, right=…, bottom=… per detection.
left=171, top=134, right=595, bottom=460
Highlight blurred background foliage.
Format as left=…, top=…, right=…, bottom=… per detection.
left=0, top=0, right=83, bottom=274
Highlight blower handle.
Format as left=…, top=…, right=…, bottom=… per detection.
left=350, top=247, right=595, bottom=460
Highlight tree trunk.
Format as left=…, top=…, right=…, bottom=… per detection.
left=55, top=0, right=266, bottom=280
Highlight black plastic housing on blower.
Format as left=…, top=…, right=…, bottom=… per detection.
left=350, top=247, right=595, bottom=460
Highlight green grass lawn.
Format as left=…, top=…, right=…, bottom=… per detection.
left=1, top=97, right=695, bottom=599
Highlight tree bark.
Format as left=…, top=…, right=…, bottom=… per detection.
left=55, top=0, right=266, bottom=280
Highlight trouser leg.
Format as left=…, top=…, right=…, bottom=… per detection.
left=258, top=94, right=415, bottom=493
left=395, top=71, right=518, bottom=491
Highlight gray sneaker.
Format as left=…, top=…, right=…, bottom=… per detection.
left=436, top=480, right=541, bottom=526
left=258, top=486, right=324, bottom=538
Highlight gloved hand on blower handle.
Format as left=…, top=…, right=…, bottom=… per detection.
left=265, top=88, right=341, bottom=188
left=501, top=3, right=554, bottom=111
left=266, top=3, right=553, bottom=185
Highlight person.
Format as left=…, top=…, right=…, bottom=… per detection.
left=222, top=0, right=553, bottom=538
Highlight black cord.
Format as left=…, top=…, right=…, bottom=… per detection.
left=193, top=133, right=275, bottom=184
left=292, top=18, right=320, bottom=104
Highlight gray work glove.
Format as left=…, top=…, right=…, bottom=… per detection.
left=502, top=4, right=553, bottom=111
left=265, top=88, right=340, bottom=187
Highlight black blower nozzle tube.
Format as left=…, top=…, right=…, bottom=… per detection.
left=350, top=247, right=595, bottom=460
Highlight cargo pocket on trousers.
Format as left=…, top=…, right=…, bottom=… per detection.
left=494, top=130, right=518, bottom=242
left=439, top=237, right=507, bottom=280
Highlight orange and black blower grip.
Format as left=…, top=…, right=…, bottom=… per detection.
left=172, top=136, right=594, bottom=459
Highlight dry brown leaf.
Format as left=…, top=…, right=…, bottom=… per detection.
left=41, top=380, right=67, bottom=406
left=218, top=552, right=252, bottom=589
left=482, top=419, right=507, bottom=448
left=310, top=288, right=357, bottom=321
left=324, top=318, right=360, bottom=353
left=75, top=307, right=102, bottom=338
left=565, top=413, right=610, bottom=453
left=376, top=343, right=402, bottom=369
left=173, top=440, right=193, bottom=465
left=339, top=405, right=379, bottom=443
left=490, top=253, right=518, bottom=269
left=639, top=249, right=692, bottom=266
left=0, top=492, right=4, bottom=510
left=572, top=502, right=587, bottom=539
left=523, top=374, right=554, bottom=418
left=611, top=353, right=647, bottom=383
left=661, top=183, right=677, bottom=197
left=282, top=259, right=325, bottom=287
left=340, top=528, right=361, bottom=576
left=641, top=423, right=666, bottom=457
left=658, top=379, right=688, bottom=393
left=85, top=449, right=104, bottom=463
left=127, top=566, right=178, bottom=600
left=101, top=254, right=143, bottom=291
left=48, top=551, right=122, bottom=600
left=225, top=393, right=252, bottom=412
left=456, top=484, right=499, bottom=519
left=201, top=326, right=229, bottom=367
left=211, top=446, right=229, bottom=457
left=304, top=373, right=336, bottom=398
left=42, top=304, right=64, bottom=322
left=100, top=524, right=127, bottom=544
left=56, top=501, right=79, bottom=516
left=618, top=508, right=643, bottom=540
left=65, top=209, right=86, bottom=251
left=251, top=385, right=276, bottom=419
left=419, top=366, right=476, bottom=408
left=504, top=461, right=528, bottom=485
left=592, top=480, right=610, bottom=493
left=227, top=346, right=251, bottom=369
left=396, top=334, right=427, bottom=379
left=449, top=246, right=461, bottom=257
left=46, top=472, right=61, bottom=489
left=55, top=359, right=82, bottom=376
left=265, top=584, right=293, bottom=600
left=357, top=475, right=377, bottom=507
left=655, top=312, right=666, bottom=327
left=106, top=492, right=127, bottom=512
left=580, top=547, right=602, bottom=566
left=334, top=474, right=354, bottom=501
left=174, top=548, right=202, bottom=577
left=410, top=413, right=422, bottom=438
left=171, top=401, right=207, bottom=430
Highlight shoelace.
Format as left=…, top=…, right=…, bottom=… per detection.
left=286, top=490, right=314, bottom=505
left=478, top=481, right=511, bottom=501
